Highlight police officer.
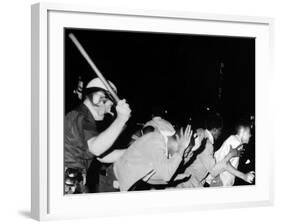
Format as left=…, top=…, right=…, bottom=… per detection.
left=64, top=78, right=131, bottom=193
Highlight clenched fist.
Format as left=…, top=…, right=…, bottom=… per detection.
left=244, top=171, right=255, bottom=184
left=116, top=99, right=131, bottom=123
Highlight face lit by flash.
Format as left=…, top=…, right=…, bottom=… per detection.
left=92, top=91, right=114, bottom=119
left=240, top=127, right=251, bottom=144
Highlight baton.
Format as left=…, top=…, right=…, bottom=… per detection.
left=68, top=33, right=120, bottom=103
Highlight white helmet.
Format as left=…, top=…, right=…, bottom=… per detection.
left=86, top=78, right=117, bottom=93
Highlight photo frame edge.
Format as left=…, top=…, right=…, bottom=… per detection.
left=31, top=2, right=274, bottom=221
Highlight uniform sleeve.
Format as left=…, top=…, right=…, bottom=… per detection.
left=76, top=114, right=99, bottom=143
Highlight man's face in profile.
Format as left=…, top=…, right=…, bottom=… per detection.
left=92, top=91, right=114, bottom=119
left=241, top=127, right=251, bottom=144
left=213, top=128, right=222, bottom=140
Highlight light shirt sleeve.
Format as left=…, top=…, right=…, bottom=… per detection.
left=214, top=138, right=231, bottom=162
left=214, top=135, right=242, bottom=186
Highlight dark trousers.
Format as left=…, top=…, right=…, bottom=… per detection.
left=128, top=179, right=152, bottom=191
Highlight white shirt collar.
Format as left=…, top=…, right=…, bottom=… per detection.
left=205, top=129, right=214, bottom=145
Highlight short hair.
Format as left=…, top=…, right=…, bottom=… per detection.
left=204, top=113, right=223, bottom=130
left=234, top=119, right=251, bottom=133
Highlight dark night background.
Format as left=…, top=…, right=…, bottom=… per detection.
left=64, top=28, right=255, bottom=186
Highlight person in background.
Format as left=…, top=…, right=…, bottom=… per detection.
left=209, top=120, right=255, bottom=187
left=64, top=78, right=131, bottom=193
left=177, top=114, right=242, bottom=188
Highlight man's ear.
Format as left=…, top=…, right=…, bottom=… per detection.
left=92, top=93, right=101, bottom=105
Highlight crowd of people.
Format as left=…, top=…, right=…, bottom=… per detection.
left=64, top=78, right=255, bottom=194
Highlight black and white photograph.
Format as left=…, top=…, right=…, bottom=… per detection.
left=64, top=28, right=255, bottom=194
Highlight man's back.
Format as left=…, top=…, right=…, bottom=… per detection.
left=115, top=130, right=183, bottom=191
left=114, top=132, right=166, bottom=191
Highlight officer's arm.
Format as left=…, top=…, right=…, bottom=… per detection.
left=87, top=117, right=127, bottom=156
left=97, top=149, right=126, bottom=163
left=88, top=100, right=131, bottom=156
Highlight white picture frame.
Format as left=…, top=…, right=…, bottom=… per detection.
left=31, top=2, right=274, bottom=221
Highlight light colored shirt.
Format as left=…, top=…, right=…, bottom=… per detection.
left=179, top=129, right=228, bottom=188
left=205, top=129, right=214, bottom=145
left=214, top=135, right=242, bottom=186
left=114, top=132, right=182, bottom=191
left=144, top=117, right=176, bottom=157
left=181, top=129, right=216, bottom=187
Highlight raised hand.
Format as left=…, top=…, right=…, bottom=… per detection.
left=176, top=124, right=193, bottom=156
left=116, top=99, right=131, bottom=123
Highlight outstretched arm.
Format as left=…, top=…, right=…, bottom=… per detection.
left=225, top=162, right=255, bottom=183
left=87, top=100, right=131, bottom=156
left=211, top=144, right=254, bottom=183
left=210, top=145, right=244, bottom=177
left=97, top=149, right=126, bottom=163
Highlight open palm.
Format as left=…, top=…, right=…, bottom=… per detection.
left=176, top=124, right=193, bottom=156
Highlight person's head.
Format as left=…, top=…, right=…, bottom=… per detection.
left=84, top=78, right=117, bottom=120
left=235, top=120, right=252, bottom=144
left=205, top=113, right=223, bottom=140
left=145, top=117, right=178, bottom=153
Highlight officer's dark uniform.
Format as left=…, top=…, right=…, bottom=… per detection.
left=64, top=104, right=99, bottom=193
